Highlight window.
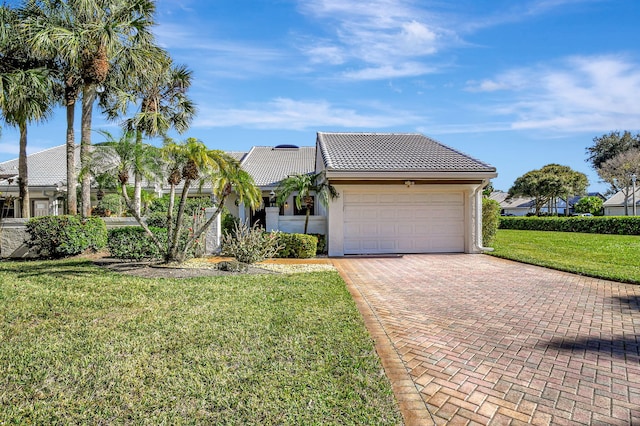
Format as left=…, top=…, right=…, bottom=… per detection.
left=294, top=195, right=314, bottom=216
left=0, top=198, right=15, bottom=219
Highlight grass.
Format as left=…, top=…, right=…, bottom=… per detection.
left=489, top=229, right=640, bottom=284
left=0, top=260, right=402, bottom=425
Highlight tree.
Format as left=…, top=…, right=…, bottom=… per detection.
left=109, top=137, right=259, bottom=263
left=508, top=164, right=588, bottom=216
left=574, top=196, right=604, bottom=216
left=26, top=0, right=159, bottom=217
left=598, top=149, right=640, bottom=216
left=587, top=131, right=640, bottom=171
left=102, top=53, right=195, bottom=215
left=276, top=171, right=338, bottom=234
left=0, top=5, right=58, bottom=218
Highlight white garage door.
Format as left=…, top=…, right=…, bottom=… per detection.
left=343, top=190, right=465, bottom=254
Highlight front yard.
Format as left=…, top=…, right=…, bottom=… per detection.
left=0, top=260, right=401, bottom=424
left=489, top=229, right=640, bottom=284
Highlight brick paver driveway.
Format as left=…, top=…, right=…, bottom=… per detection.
left=333, top=254, right=640, bottom=425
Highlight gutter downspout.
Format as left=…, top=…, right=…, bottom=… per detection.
left=475, top=180, right=494, bottom=252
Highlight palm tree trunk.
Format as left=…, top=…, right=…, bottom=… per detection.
left=18, top=122, right=29, bottom=219
left=304, top=209, right=310, bottom=234
left=167, top=179, right=192, bottom=262
left=80, top=85, right=96, bottom=218
left=66, top=101, right=77, bottom=215
left=166, top=183, right=176, bottom=258
left=133, top=129, right=143, bottom=216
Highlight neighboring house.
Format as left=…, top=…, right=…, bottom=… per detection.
left=603, top=188, right=640, bottom=216
left=489, top=191, right=607, bottom=216
left=1, top=132, right=498, bottom=256
left=489, top=191, right=534, bottom=216
left=0, top=145, right=76, bottom=218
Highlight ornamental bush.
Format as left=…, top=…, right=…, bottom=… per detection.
left=499, top=216, right=640, bottom=235
left=26, top=216, right=107, bottom=258
left=220, top=221, right=281, bottom=264
left=107, top=226, right=165, bottom=260
left=272, top=233, right=318, bottom=259
left=482, top=198, right=501, bottom=246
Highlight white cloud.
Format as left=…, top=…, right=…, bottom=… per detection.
left=194, top=98, right=423, bottom=130
left=469, top=55, right=640, bottom=132
left=297, top=0, right=447, bottom=80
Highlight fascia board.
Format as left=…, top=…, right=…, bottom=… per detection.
left=324, top=170, right=498, bottom=180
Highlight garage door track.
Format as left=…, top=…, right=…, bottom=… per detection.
left=333, top=254, right=640, bottom=425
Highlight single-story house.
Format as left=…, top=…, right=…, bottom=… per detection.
left=489, top=191, right=607, bottom=216
left=603, top=188, right=640, bottom=216
left=1, top=132, right=497, bottom=256
left=489, top=191, right=535, bottom=216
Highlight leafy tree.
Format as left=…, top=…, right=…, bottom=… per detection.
left=508, top=164, right=588, bottom=216
left=276, top=171, right=338, bottom=234
left=573, top=196, right=604, bottom=216
left=598, top=149, right=640, bottom=216
left=0, top=5, right=58, bottom=218
left=587, top=131, right=640, bottom=171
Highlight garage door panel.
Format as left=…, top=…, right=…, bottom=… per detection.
left=343, top=190, right=465, bottom=254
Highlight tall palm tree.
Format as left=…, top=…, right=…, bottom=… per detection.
left=276, top=171, right=338, bottom=234
left=102, top=53, right=195, bottom=215
left=25, top=0, right=158, bottom=217
left=0, top=5, right=58, bottom=218
left=22, top=0, right=81, bottom=214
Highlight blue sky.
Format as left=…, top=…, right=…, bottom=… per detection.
left=1, top=0, right=639, bottom=192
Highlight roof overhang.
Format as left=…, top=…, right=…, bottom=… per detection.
left=324, top=170, right=498, bottom=181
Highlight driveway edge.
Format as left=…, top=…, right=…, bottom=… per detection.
left=333, top=260, right=435, bottom=426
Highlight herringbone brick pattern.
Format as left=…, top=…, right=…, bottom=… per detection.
left=333, top=255, right=640, bottom=425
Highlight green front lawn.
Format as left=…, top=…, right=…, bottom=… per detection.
left=0, top=260, right=401, bottom=425
left=489, top=229, right=640, bottom=284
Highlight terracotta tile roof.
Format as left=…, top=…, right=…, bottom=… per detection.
left=240, top=146, right=316, bottom=187
left=317, top=132, right=496, bottom=173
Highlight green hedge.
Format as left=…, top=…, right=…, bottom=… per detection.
left=107, top=226, right=165, bottom=260
left=272, top=233, right=318, bottom=259
left=499, top=216, right=640, bottom=235
left=26, top=216, right=107, bottom=258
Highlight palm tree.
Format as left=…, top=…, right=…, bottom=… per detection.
left=161, top=138, right=260, bottom=263
left=102, top=53, right=195, bottom=215
left=93, top=129, right=163, bottom=210
left=276, top=171, right=338, bottom=234
left=25, top=0, right=158, bottom=217
left=0, top=5, right=58, bottom=218
left=22, top=0, right=81, bottom=214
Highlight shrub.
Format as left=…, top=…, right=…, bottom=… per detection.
left=308, top=233, right=327, bottom=254
left=482, top=198, right=501, bottom=246
left=148, top=194, right=212, bottom=216
left=574, top=196, right=604, bottom=216
left=94, top=193, right=123, bottom=217
left=221, top=207, right=239, bottom=236
left=272, top=233, right=318, bottom=259
left=107, top=226, right=165, bottom=260
left=144, top=211, right=196, bottom=231
left=499, top=216, right=640, bottom=235
left=26, top=216, right=107, bottom=258
left=220, top=222, right=281, bottom=264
